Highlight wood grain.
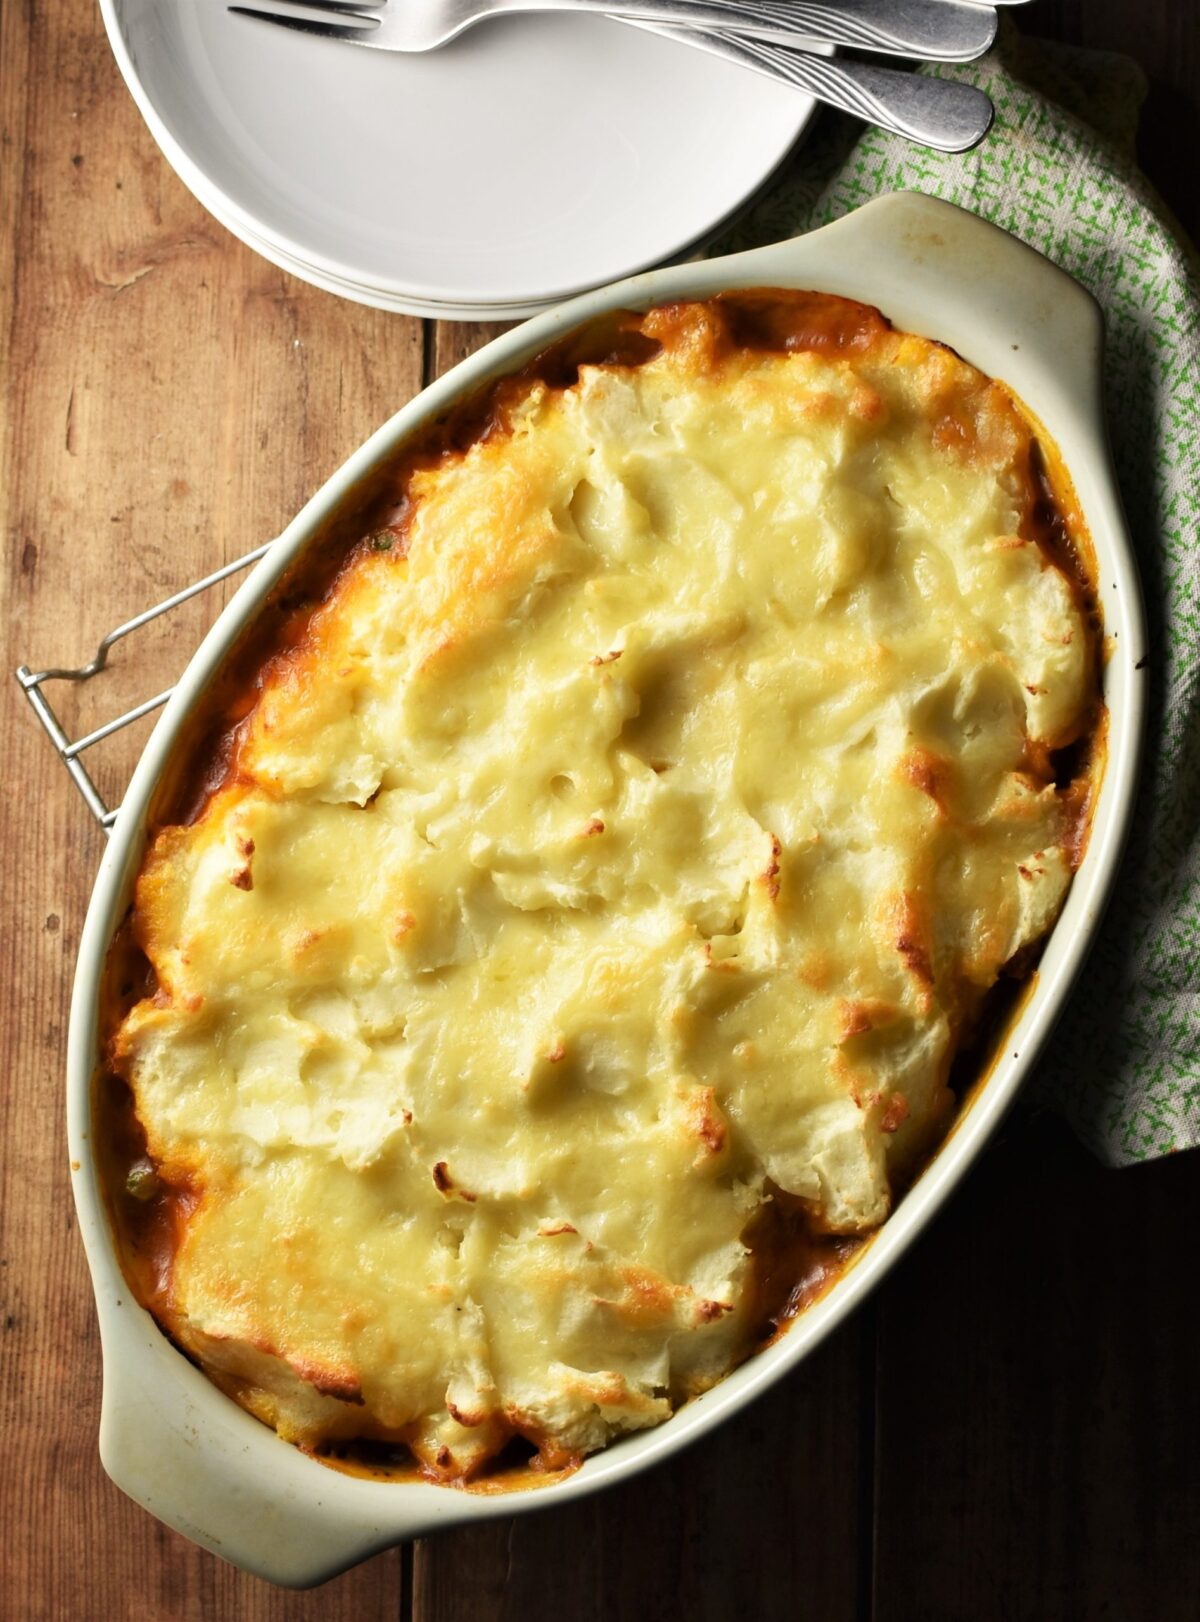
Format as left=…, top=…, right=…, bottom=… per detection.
left=2, top=0, right=1198, bottom=1616
left=430, top=323, right=514, bottom=380
left=871, top=1116, right=1200, bottom=1622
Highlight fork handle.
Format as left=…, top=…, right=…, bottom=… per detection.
left=499, top=0, right=999, bottom=61
left=622, top=23, right=994, bottom=152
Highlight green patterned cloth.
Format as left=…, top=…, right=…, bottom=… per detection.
left=712, top=22, right=1200, bottom=1165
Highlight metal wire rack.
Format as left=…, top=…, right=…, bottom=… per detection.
left=14, top=542, right=275, bottom=834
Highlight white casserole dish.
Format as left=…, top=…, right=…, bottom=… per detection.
left=67, top=192, right=1146, bottom=1587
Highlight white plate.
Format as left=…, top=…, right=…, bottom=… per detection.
left=179, top=132, right=802, bottom=320
left=101, top=0, right=817, bottom=312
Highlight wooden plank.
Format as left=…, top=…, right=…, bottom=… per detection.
left=0, top=0, right=419, bottom=1612
left=871, top=1115, right=1200, bottom=1622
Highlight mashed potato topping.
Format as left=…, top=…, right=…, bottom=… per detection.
left=110, top=295, right=1096, bottom=1479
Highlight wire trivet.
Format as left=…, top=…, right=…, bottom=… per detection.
left=15, top=542, right=275, bottom=832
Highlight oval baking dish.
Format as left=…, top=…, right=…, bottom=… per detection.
left=67, top=192, right=1146, bottom=1587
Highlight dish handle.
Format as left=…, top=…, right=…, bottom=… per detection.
left=700, top=191, right=1107, bottom=427
left=97, top=1296, right=398, bottom=1587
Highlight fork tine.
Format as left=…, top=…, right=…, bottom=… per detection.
left=228, top=6, right=379, bottom=39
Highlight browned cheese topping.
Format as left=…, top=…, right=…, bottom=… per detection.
left=105, top=293, right=1101, bottom=1482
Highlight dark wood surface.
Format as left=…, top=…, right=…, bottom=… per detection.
left=2, top=1, right=1197, bottom=1617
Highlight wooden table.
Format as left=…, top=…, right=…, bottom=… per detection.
left=3, top=3, right=1197, bottom=1616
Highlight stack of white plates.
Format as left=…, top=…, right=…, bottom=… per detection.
left=101, top=0, right=822, bottom=319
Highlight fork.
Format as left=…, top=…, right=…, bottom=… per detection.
left=228, top=0, right=1002, bottom=63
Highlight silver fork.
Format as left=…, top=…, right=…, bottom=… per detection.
left=228, top=0, right=1001, bottom=62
